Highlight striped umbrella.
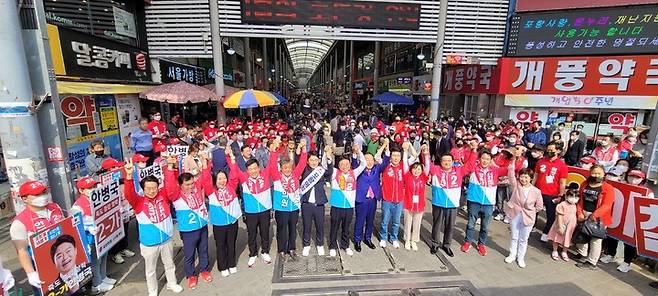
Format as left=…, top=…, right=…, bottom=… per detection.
left=272, top=92, right=288, bottom=104
left=223, top=89, right=280, bottom=109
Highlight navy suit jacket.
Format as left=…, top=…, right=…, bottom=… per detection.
left=300, top=165, right=334, bottom=205
left=211, top=147, right=229, bottom=175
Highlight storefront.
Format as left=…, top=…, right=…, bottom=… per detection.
left=47, top=24, right=153, bottom=180
left=442, top=64, right=504, bottom=120
left=499, top=55, right=658, bottom=138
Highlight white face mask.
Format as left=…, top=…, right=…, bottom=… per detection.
left=210, top=125, right=216, bottom=128
left=567, top=197, right=579, bottom=204
left=153, top=115, right=161, bottom=121
left=138, top=162, right=147, bottom=169
left=628, top=177, right=643, bottom=185
left=531, top=152, right=541, bottom=159
left=606, top=175, right=619, bottom=182
left=31, top=193, right=51, bottom=207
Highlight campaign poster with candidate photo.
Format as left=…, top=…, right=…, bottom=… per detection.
left=29, top=215, right=92, bottom=296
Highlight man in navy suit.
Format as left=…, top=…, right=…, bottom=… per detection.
left=236, top=145, right=255, bottom=172
left=212, top=138, right=229, bottom=175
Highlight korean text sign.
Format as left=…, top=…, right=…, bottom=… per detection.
left=635, top=197, right=658, bottom=260
left=90, top=179, right=125, bottom=257
left=507, top=6, right=658, bottom=56
left=442, top=65, right=499, bottom=94
left=29, top=216, right=92, bottom=296
left=498, top=56, right=658, bottom=96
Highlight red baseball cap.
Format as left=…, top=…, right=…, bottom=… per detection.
left=18, top=180, right=47, bottom=196
left=132, top=153, right=149, bottom=162
left=76, top=176, right=98, bottom=190
left=169, top=138, right=180, bottom=145
left=101, top=158, right=125, bottom=170
left=628, top=170, right=646, bottom=179
left=580, top=156, right=596, bottom=164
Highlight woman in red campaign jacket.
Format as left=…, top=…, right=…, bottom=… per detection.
left=402, top=144, right=430, bottom=251
left=124, top=160, right=183, bottom=296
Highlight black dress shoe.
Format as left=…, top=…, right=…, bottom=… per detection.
left=354, top=244, right=362, bottom=252
left=429, top=246, right=438, bottom=254
left=279, top=252, right=288, bottom=262
left=442, top=246, right=455, bottom=257
left=364, top=240, right=376, bottom=249
left=289, top=250, right=298, bottom=261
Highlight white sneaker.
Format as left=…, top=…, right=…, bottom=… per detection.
left=461, top=205, right=467, bottom=212
left=221, top=270, right=230, bottom=277
left=404, top=241, right=411, bottom=250
left=166, top=283, right=183, bottom=293
left=540, top=234, right=548, bottom=242
left=411, top=241, right=418, bottom=251
left=504, top=255, right=516, bottom=263
left=91, top=282, right=114, bottom=294
left=476, top=218, right=481, bottom=225
left=248, top=256, right=257, bottom=267
left=112, top=254, right=125, bottom=264
left=229, top=267, right=237, bottom=274
left=379, top=240, right=387, bottom=248
left=345, top=248, right=354, bottom=256
left=517, top=259, right=527, bottom=268
left=102, top=277, right=117, bottom=285
left=392, top=241, right=401, bottom=249
left=120, top=249, right=136, bottom=257
left=302, top=246, right=311, bottom=257
left=329, top=249, right=337, bottom=257
left=261, top=253, right=272, bottom=264
left=317, top=246, right=325, bottom=256
left=503, top=216, right=510, bottom=224
left=599, top=254, right=615, bottom=264
left=148, top=291, right=158, bottom=296
left=617, top=262, right=632, bottom=273
left=494, top=214, right=504, bottom=221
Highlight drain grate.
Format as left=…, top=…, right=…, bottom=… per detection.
left=280, top=255, right=343, bottom=278
left=272, top=281, right=483, bottom=296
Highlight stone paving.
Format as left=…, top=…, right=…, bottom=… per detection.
left=3, top=191, right=657, bottom=296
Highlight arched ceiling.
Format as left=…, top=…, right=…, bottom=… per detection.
left=285, top=39, right=333, bottom=88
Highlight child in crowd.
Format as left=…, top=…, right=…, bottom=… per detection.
left=548, top=187, right=580, bottom=261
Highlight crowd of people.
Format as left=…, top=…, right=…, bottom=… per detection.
left=8, top=98, right=657, bottom=295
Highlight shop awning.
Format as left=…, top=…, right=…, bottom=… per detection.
left=57, top=81, right=154, bottom=94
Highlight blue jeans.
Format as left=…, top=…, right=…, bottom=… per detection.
left=379, top=201, right=403, bottom=242
left=90, top=243, right=108, bottom=287
left=465, top=201, right=494, bottom=245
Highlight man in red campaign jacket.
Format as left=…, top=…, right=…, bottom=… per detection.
left=379, top=146, right=405, bottom=249
left=202, top=121, right=219, bottom=143
left=10, top=180, right=65, bottom=295
left=148, top=112, right=168, bottom=147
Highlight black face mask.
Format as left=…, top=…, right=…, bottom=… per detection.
left=95, top=151, right=105, bottom=157
left=546, top=151, right=557, bottom=158
left=456, top=143, right=464, bottom=148
left=588, top=176, right=603, bottom=184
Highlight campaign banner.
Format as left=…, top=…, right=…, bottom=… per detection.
left=138, top=164, right=164, bottom=182
left=165, top=145, right=188, bottom=158
left=30, top=216, right=92, bottom=296
left=567, top=166, right=649, bottom=246
left=634, top=197, right=658, bottom=260
left=90, top=179, right=124, bottom=257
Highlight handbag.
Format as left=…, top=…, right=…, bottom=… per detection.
left=581, top=219, right=607, bottom=239
left=572, top=222, right=590, bottom=245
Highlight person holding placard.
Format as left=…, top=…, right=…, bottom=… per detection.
left=10, top=180, right=65, bottom=296
left=70, top=177, right=116, bottom=294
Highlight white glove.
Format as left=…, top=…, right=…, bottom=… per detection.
left=1, top=268, right=14, bottom=292
left=88, top=226, right=98, bottom=236
left=27, top=271, right=43, bottom=288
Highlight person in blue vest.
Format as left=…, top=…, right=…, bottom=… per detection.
left=270, top=139, right=308, bottom=261
left=203, top=153, right=243, bottom=277
left=353, top=139, right=389, bottom=252
left=124, top=160, right=183, bottom=296
left=163, top=153, right=213, bottom=290
left=300, top=145, right=335, bottom=257
left=329, top=144, right=366, bottom=257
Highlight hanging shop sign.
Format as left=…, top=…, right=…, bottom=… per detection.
left=443, top=65, right=499, bottom=94
left=507, top=6, right=658, bottom=56
left=159, top=59, right=207, bottom=85
left=241, top=0, right=421, bottom=30
left=48, top=24, right=151, bottom=82
left=498, top=56, right=658, bottom=99
left=515, top=0, right=658, bottom=12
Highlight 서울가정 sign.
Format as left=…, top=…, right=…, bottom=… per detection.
left=241, top=0, right=420, bottom=30
left=507, top=5, right=658, bottom=56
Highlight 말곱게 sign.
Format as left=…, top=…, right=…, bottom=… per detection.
left=507, top=5, right=658, bottom=56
